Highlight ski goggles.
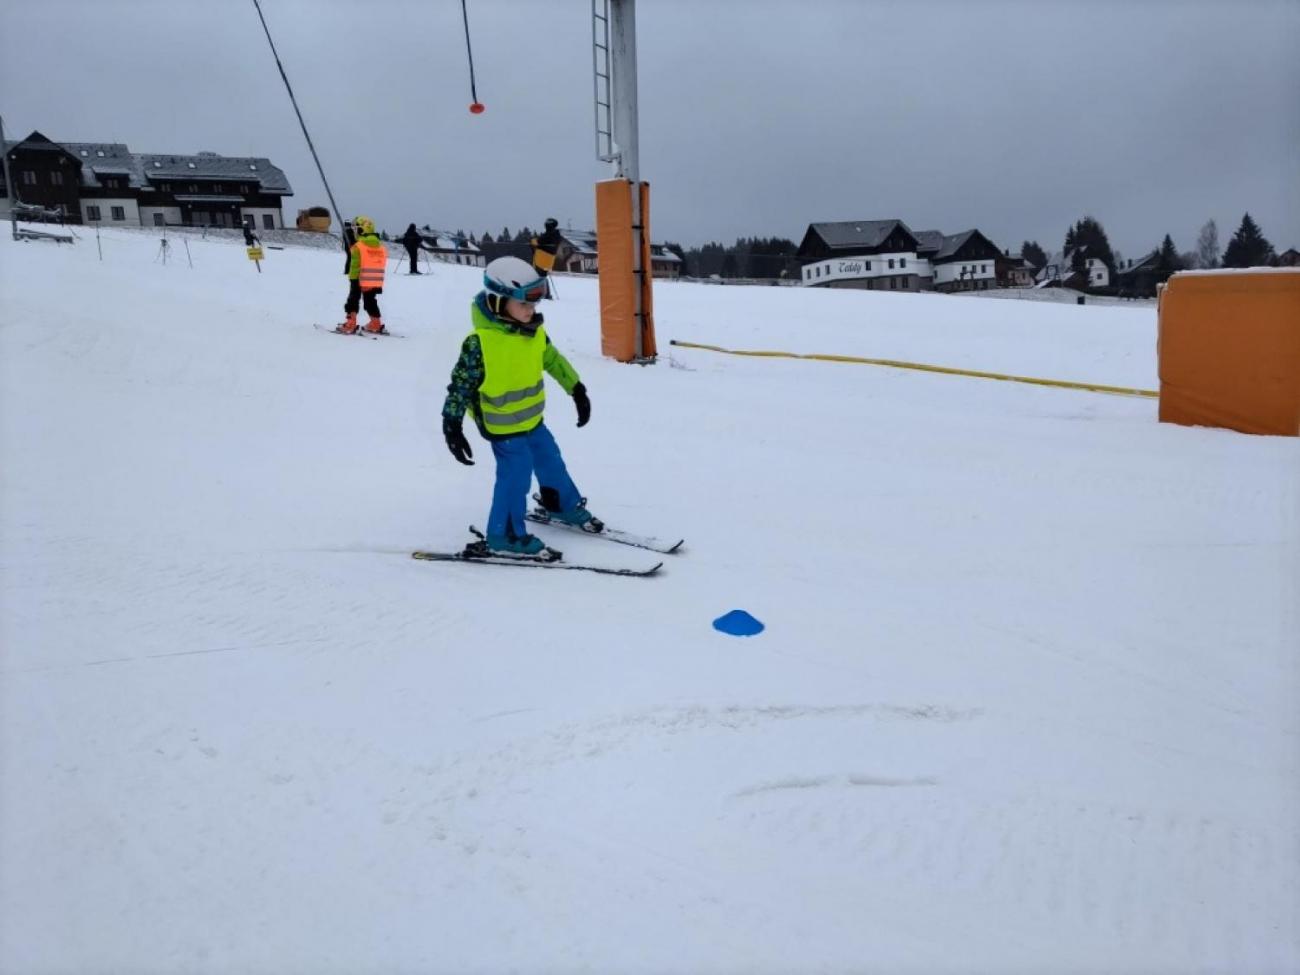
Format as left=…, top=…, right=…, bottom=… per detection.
left=505, top=280, right=547, bottom=303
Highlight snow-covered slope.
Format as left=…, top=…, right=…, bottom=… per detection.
left=2, top=227, right=1297, bottom=973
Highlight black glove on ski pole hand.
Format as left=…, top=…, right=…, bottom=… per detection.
left=443, top=416, right=474, bottom=465
left=572, top=383, right=591, bottom=428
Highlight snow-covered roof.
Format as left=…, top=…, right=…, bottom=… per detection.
left=559, top=230, right=599, bottom=255
left=808, top=219, right=913, bottom=250
left=418, top=231, right=481, bottom=252
left=4, top=134, right=291, bottom=193
left=912, top=230, right=945, bottom=255
left=139, top=152, right=291, bottom=193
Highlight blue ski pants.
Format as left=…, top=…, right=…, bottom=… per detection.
left=488, top=422, right=582, bottom=541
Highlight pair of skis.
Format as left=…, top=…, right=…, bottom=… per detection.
left=313, top=323, right=405, bottom=340
left=412, top=511, right=683, bottom=578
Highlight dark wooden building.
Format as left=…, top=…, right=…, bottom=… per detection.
left=2, top=130, right=292, bottom=229
left=3, top=131, right=84, bottom=221
left=929, top=230, right=1002, bottom=292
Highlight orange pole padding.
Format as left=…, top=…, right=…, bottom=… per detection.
left=595, top=178, right=656, bottom=362
left=1157, top=269, right=1300, bottom=436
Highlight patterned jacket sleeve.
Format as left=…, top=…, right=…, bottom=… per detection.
left=442, top=333, right=485, bottom=420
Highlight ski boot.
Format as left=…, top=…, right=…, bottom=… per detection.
left=465, top=526, right=560, bottom=562
left=335, top=313, right=359, bottom=335
left=362, top=316, right=386, bottom=335
left=533, top=491, right=604, bottom=534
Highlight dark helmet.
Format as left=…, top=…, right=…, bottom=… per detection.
left=544, top=217, right=558, bottom=230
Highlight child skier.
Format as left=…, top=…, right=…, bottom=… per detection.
left=441, top=256, right=597, bottom=557
left=337, top=216, right=386, bottom=334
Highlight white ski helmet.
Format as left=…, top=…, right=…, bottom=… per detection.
left=484, top=256, right=546, bottom=302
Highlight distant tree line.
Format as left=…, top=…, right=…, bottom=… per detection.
left=672, top=237, right=798, bottom=279
left=389, top=212, right=1288, bottom=286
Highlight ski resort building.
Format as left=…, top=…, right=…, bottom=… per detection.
left=1, top=130, right=292, bottom=230
left=796, top=219, right=1003, bottom=292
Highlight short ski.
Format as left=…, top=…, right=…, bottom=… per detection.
left=527, top=507, right=684, bottom=554
left=412, top=525, right=662, bottom=577
left=313, top=323, right=405, bottom=339
left=412, top=549, right=662, bottom=577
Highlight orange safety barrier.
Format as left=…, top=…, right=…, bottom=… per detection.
left=595, top=178, right=657, bottom=362
left=1157, top=270, right=1300, bottom=436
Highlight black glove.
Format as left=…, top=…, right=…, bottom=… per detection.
left=572, top=383, right=591, bottom=428
left=443, top=416, right=474, bottom=465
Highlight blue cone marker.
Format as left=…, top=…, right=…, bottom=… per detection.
left=713, top=609, right=764, bottom=637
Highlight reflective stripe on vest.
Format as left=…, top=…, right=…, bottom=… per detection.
left=474, top=305, right=547, bottom=436
left=357, top=242, right=386, bottom=290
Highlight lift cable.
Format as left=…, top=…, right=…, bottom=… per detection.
left=251, top=0, right=347, bottom=232
left=462, top=0, right=485, bottom=113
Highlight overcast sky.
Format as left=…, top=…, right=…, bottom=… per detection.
left=4, top=0, right=1297, bottom=258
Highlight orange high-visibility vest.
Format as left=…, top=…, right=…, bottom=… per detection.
left=356, top=241, right=386, bottom=291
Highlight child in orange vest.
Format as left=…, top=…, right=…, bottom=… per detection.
left=337, top=216, right=386, bottom=334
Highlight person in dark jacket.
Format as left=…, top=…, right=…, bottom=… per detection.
left=401, top=223, right=426, bottom=274
left=531, top=218, right=565, bottom=276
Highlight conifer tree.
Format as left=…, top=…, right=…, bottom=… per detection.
left=1021, top=241, right=1047, bottom=268
left=1063, top=216, right=1116, bottom=271
left=1155, top=234, right=1181, bottom=282
left=1221, top=213, right=1276, bottom=268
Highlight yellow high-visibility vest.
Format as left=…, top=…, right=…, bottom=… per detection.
left=473, top=305, right=547, bottom=436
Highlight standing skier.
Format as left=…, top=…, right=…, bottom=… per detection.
left=530, top=217, right=564, bottom=298
left=530, top=218, right=563, bottom=276
left=337, top=216, right=386, bottom=334
left=400, top=222, right=425, bottom=275
left=441, top=256, right=598, bottom=556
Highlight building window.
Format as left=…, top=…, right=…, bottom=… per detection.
left=21, top=170, right=36, bottom=185
left=900, top=257, right=906, bottom=268
left=188, top=184, right=198, bottom=193
left=50, top=171, right=64, bottom=186
left=87, top=205, right=101, bottom=221
left=262, top=214, right=274, bottom=230
left=96, top=150, right=105, bottom=157
left=153, top=213, right=164, bottom=226
left=890, top=277, right=897, bottom=290
left=80, top=149, right=89, bottom=157
left=111, top=206, right=125, bottom=221
left=240, top=184, right=249, bottom=194
left=888, top=258, right=895, bottom=269
left=212, top=184, right=222, bottom=193
left=187, top=162, right=196, bottom=169
left=865, top=261, right=871, bottom=270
